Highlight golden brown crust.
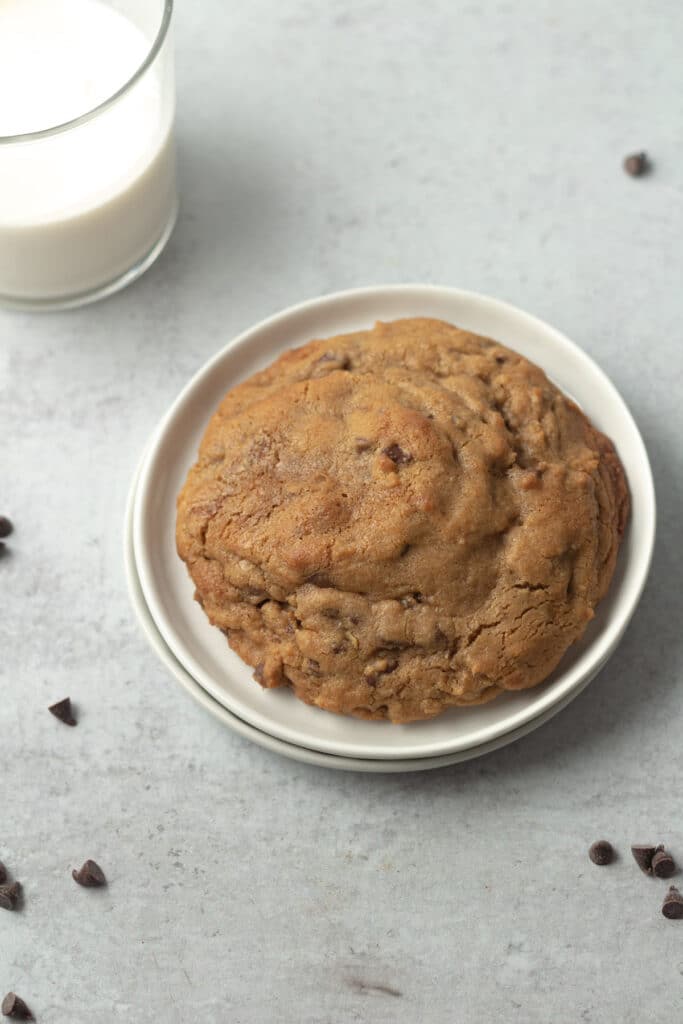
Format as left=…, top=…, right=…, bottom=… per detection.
left=176, top=318, right=629, bottom=723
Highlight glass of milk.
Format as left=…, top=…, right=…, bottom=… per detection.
left=0, top=0, right=177, bottom=310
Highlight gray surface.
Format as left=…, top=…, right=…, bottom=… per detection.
left=1, top=1, right=681, bottom=1021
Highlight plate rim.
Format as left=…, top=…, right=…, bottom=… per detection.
left=132, top=283, right=656, bottom=759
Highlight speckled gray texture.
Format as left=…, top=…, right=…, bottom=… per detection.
left=1, top=1, right=682, bottom=1021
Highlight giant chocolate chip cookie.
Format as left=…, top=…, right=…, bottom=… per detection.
left=176, top=318, right=629, bottom=723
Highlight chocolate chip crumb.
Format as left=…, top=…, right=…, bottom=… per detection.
left=0, top=862, right=6, bottom=885
left=0, top=882, right=21, bottom=911
left=662, top=886, right=683, bottom=919
left=383, top=444, right=413, bottom=466
left=72, top=859, right=106, bottom=888
left=623, top=151, right=649, bottom=177
left=48, top=697, right=76, bottom=726
left=589, top=840, right=614, bottom=865
left=652, top=848, right=676, bottom=879
left=0, top=517, right=12, bottom=539
left=631, top=844, right=658, bottom=874
left=1, top=992, right=33, bottom=1020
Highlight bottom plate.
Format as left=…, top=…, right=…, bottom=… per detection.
left=133, top=284, right=654, bottom=760
left=124, top=468, right=603, bottom=772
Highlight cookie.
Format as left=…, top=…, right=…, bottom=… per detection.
left=176, top=318, right=629, bottom=723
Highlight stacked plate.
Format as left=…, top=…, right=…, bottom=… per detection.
left=126, top=285, right=655, bottom=772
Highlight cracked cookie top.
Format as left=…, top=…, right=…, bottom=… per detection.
left=176, top=318, right=629, bottom=723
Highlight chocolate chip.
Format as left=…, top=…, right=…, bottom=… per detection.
left=311, top=352, right=351, bottom=376
left=662, top=886, right=683, bottom=919
left=652, top=848, right=676, bottom=879
left=48, top=697, right=76, bottom=726
left=72, top=859, right=106, bottom=888
left=354, top=437, right=373, bottom=453
left=0, top=882, right=21, bottom=911
left=631, top=844, right=658, bottom=874
left=0, top=517, right=12, bottom=539
left=0, top=862, right=6, bottom=885
left=589, top=840, right=614, bottom=865
left=1, top=993, right=33, bottom=1019
left=383, top=444, right=413, bottom=466
left=623, top=151, right=649, bottom=177
left=319, top=351, right=350, bottom=367
left=308, top=572, right=332, bottom=588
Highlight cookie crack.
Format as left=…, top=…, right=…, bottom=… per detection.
left=464, top=619, right=502, bottom=646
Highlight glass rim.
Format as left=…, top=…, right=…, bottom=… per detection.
left=0, top=0, right=173, bottom=145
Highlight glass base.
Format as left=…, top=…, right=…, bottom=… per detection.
left=0, top=199, right=178, bottom=313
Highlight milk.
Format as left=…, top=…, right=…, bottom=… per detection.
left=0, top=0, right=176, bottom=306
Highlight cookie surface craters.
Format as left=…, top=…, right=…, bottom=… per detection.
left=176, top=318, right=629, bottom=723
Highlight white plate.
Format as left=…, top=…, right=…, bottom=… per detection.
left=133, top=284, right=655, bottom=760
left=125, top=465, right=609, bottom=773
